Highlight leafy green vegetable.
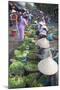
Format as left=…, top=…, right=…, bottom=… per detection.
left=9, top=76, right=25, bottom=88
left=31, top=79, right=43, bottom=87
left=25, top=62, right=38, bottom=71
left=27, top=51, right=37, bottom=61
left=14, top=50, right=29, bottom=59
left=9, top=61, right=24, bottom=75
left=24, top=73, right=39, bottom=86
left=25, top=74, right=47, bottom=87
left=17, top=43, right=29, bottom=50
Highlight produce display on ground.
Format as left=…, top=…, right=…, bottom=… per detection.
left=9, top=24, right=58, bottom=88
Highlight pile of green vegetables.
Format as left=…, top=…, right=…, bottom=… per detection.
left=9, top=25, right=48, bottom=88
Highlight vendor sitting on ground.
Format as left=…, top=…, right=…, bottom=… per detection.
left=36, top=25, right=52, bottom=60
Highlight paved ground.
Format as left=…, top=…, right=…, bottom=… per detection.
left=9, top=27, right=19, bottom=59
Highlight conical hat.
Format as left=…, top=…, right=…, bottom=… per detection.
left=36, top=38, right=50, bottom=48
left=38, top=57, right=58, bottom=75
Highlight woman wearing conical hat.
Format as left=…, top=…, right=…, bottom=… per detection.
left=35, top=24, right=52, bottom=59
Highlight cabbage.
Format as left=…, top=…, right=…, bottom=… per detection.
left=31, top=79, right=43, bottom=87
left=25, top=62, right=38, bottom=71
left=27, top=52, right=37, bottom=60
left=24, top=74, right=47, bottom=87
left=14, top=50, right=29, bottom=59
left=9, top=76, right=25, bottom=88
left=17, top=43, right=28, bottom=50
left=14, top=50, right=20, bottom=57
left=24, top=73, right=39, bottom=87
left=24, top=50, right=29, bottom=54
left=9, top=61, right=24, bottom=75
